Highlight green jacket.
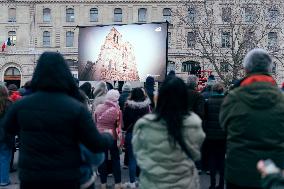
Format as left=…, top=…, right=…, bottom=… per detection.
left=220, top=81, right=284, bottom=187
left=132, top=113, right=205, bottom=189
left=262, top=173, right=284, bottom=189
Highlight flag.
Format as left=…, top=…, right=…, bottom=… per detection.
left=7, top=37, right=11, bottom=46
left=2, top=37, right=12, bottom=52
left=1, top=42, right=6, bottom=52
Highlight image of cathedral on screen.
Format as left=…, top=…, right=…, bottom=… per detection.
left=84, top=27, right=140, bottom=81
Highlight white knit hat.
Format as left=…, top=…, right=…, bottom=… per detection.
left=105, top=89, right=120, bottom=102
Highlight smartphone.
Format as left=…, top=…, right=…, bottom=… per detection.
left=263, top=159, right=280, bottom=174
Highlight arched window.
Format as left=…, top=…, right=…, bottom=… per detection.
left=43, top=31, right=51, bottom=47
left=114, top=8, right=122, bottom=22
left=43, top=8, right=51, bottom=22
left=66, top=31, right=74, bottom=47
left=163, top=8, right=171, bottom=23
left=8, top=31, right=16, bottom=45
left=5, top=67, right=20, bottom=76
left=66, top=8, right=74, bottom=22
left=4, top=67, right=21, bottom=87
left=90, top=8, right=98, bottom=22
left=138, top=8, right=147, bottom=22
left=8, top=8, right=16, bottom=22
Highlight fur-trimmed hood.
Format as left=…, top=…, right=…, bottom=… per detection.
left=125, top=98, right=151, bottom=109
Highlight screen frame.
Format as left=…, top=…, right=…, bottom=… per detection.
left=77, top=22, right=169, bottom=82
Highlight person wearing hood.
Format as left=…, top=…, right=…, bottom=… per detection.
left=204, top=82, right=226, bottom=189
left=118, top=82, right=132, bottom=111
left=144, top=76, right=155, bottom=109
left=220, top=48, right=284, bottom=189
left=94, top=89, right=123, bottom=189
left=92, top=81, right=108, bottom=113
left=122, top=88, right=151, bottom=188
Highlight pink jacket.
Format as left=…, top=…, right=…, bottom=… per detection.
left=94, top=100, right=122, bottom=140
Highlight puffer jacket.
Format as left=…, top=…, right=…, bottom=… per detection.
left=204, top=93, right=225, bottom=140
left=132, top=113, right=205, bottom=189
left=94, top=100, right=122, bottom=140
left=220, top=74, right=284, bottom=187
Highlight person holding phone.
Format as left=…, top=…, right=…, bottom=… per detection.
left=257, top=159, right=284, bottom=189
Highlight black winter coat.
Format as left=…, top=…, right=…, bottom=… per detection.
left=1, top=91, right=113, bottom=182
left=123, top=99, right=151, bottom=133
left=188, top=89, right=205, bottom=119
left=204, top=94, right=226, bottom=140
left=118, top=91, right=130, bottom=111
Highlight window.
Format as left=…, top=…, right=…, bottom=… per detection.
left=90, top=8, right=98, bottom=22
left=138, top=8, right=147, bottom=22
left=8, top=8, right=16, bottom=22
left=163, top=8, right=171, bottom=23
left=268, top=32, right=277, bottom=48
left=66, top=31, right=74, bottom=47
left=222, top=7, right=231, bottom=22
left=244, top=7, right=254, bottom=23
left=66, top=8, right=74, bottom=22
left=221, top=32, right=230, bottom=48
left=268, top=8, right=278, bottom=23
left=8, top=31, right=16, bottom=45
left=43, top=8, right=51, bottom=22
left=168, top=32, right=171, bottom=47
left=114, top=8, right=122, bottom=22
left=244, top=31, right=255, bottom=49
left=182, top=61, right=200, bottom=74
left=167, top=61, right=175, bottom=73
left=187, top=32, right=196, bottom=47
left=272, top=62, right=276, bottom=74
left=43, top=31, right=51, bottom=47
left=220, top=61, right=229, bottom=72
left=5, top=67, right=20, bottom=76
left=188, top=7, right=196, bottom=23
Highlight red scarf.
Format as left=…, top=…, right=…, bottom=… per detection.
left=240, top=75, right=276, bottom=87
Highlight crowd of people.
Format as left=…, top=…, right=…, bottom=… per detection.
left=0, top=48, right=283, bottom=189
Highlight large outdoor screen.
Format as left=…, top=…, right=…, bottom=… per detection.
left=78, top=23, right=168, bottom=82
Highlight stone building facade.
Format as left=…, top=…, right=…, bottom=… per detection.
left=0, top=0, right=283, bottom=87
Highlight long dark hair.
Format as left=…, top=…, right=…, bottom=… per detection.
left=31, top=52, right=83, bottom=101
left=129, top=88, right=146, bottom=102
left=80, top=82, right=92, bottom=98
left=0, top=85, right=11, bottom=115
left=155, top=77, right=192, bottom=157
